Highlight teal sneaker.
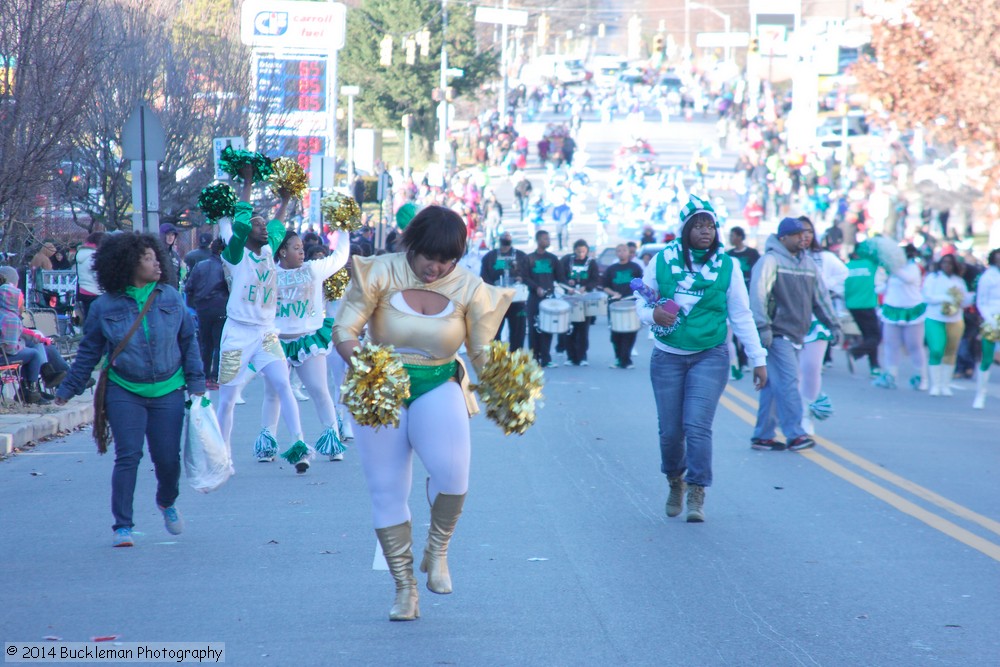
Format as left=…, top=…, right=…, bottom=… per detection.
left=872, top=373, right=896, bottom=389
left=158, top=505, right=184, bottom=535
left=113, top=527, right=134, bottom=547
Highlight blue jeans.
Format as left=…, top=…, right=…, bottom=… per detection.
left=753, top=337, right=806, bottom=441
left=6, top=346, right=45, bottom=382
left=649, top=345, right=729, bottom=487
left=104, top=384, right=186, bottom=531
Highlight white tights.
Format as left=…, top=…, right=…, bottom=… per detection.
left=217, top=360, right=303, bottom=447
left=882, top=321, right=926, bottom=375
left=263, top=354, right=337, bottom=433
left=355, top=381, right=471, bottom=529
left=799, top=339, right=828, bottom=403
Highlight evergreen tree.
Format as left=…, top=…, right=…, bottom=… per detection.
left=340, top=0, right=497, bottom=157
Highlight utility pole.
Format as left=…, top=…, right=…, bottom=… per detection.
left=438, top=0, right=449, bottom=178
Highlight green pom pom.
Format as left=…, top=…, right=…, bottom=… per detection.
left=280, top=440, right=310, bottom=464
left=219, top=146, right=273, bottom=183
left=198, top=183, right=237, bottom=223
left=314, top=426, right=346, bottom=456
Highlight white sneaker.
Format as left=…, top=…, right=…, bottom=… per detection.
left=234, top=390, right=246, bottom=405
left=579, top=360, right=589, bottom=366
left=292, top=384, right=310, bottom=401
left=328, top=452, right=344, bottom=461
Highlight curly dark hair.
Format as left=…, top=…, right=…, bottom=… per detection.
left=94, top=232, right=172, bottom=293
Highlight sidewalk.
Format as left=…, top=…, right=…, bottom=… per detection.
left=0, top=393, right=94, bottom=456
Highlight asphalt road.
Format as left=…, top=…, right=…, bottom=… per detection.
left=3, top=113, right=999, bottom=666
left=2, top=327, right=998, bottom=666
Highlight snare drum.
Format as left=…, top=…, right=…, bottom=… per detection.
left=582, top=291, right=608, bottom=318
left=609, top=299, right=641, bottom=333
left=566, top=296, right=586, bottom=323
left=538, top=298, right=571, bottom=334
left=512, top=283, right=529, bottom=303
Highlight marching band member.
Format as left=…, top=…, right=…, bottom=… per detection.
left=480, top=231, right=530, bottom=350
left=559, top=239, right=599, bottom=366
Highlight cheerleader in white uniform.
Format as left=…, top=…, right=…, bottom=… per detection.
left=798, top=217, right=848, bottom=433
left=258, top=230, right=350, bottom=467
left=973, top=249, right=1000, bottom=408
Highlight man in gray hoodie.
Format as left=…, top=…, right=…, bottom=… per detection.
left=748, top=217, right=841, bottom=451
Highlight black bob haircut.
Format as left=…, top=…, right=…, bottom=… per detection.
left=94, top=232, right=173, bottom=294
left=403, top=205, right=467, bottom=263
left=679, top=211, right=721, bottom=271
left=987, top=248, right=1000, bottom=266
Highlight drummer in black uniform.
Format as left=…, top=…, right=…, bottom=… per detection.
left=481, top=232, right=530, bottom=350
left=602, top=243, right=645, bottom=369
left=524, top=229, right=564, bottom=368
left=560, top=239, right=599, bottom=366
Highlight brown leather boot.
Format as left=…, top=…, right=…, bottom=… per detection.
left=375, top=522, right=420, bottom=621
left=686, top=485, right=706, bottom=523
left=420, top=492, right=466, bottom=594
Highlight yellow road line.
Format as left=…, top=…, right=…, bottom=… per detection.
left=721, top=385, right=1000, bottom=563
left=724, top=384, right=1000, bottom=539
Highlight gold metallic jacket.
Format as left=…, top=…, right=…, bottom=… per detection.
left=332, top=253, right=514, bottom=415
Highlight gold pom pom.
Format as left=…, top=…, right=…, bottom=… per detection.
left=340, top=343, right=411, bottom=430
left=323, top=268, right=350, bottom=302
left=269, top=157, right=308, bottom=200
left=321, top=192, right=362, bottom=232
left=941, top=286, right=963, bottom=317
left=473, top=341, right=545, bottom=436
left=982, top=314, right=1000, bottom=343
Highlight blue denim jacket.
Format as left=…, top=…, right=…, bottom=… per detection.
left=57, top=284, right=206, bottom=399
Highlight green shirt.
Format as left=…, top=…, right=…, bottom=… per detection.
left=108, top=283, right=186, bottom=398
left=844, top=258, right=878, bottom=310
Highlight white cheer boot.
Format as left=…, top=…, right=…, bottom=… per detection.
left=973, top=369, right=991, bottom=409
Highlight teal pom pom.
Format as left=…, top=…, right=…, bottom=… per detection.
left=280, top=440, right=310, bottom=464
left=219, top=146, right=273, bottom=184
left=254, top=428, right=278, bottom=459
left=314, top=426, right=346, bottom=457
left=198, top=183, right=237, bottom=223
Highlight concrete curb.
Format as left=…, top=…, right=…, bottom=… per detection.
left=0, top=402, right=94, bottom=456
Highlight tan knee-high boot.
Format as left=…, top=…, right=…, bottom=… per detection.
left=374, top=522, right=420, bottom=621
left=420, top=492, right=466, bottom=594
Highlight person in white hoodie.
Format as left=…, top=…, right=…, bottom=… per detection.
left=921, top=253, right=972, bottom=396
left=798, top=217, right=848, bottom=434
left=973, top=249, right=1000, bottom=408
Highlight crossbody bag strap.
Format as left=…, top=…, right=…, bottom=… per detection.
left=108, top=289, right=159, bottom=366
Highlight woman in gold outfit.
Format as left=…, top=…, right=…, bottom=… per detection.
left=333, top=206, right=512, bottom=621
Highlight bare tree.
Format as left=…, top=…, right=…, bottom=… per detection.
left=0, top=0, right=105, bottom=253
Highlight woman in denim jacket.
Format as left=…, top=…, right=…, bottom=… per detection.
left=56, top=233, right=205, bottom=547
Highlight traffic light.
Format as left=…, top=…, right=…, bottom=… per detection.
left=652, top=34, right=665, bottom=53
left=417, top=29, right=431, bottom=58
left=749, top=37, right=759, bottom=54
left=379, top=35, right=393, bottom=67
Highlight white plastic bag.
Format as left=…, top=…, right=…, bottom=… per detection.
left=182, top=396, right=232, bottom=493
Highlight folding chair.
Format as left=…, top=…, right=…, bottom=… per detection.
left=0, top=349, right=23, bottom=405
left=26, top=308, right=80, bottom=361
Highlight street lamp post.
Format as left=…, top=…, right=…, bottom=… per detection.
left=438, top=0, right=449, bottom=178
left=689, top=2, right=733, bottom=63
left=341, top=85, right=360, bottom=185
